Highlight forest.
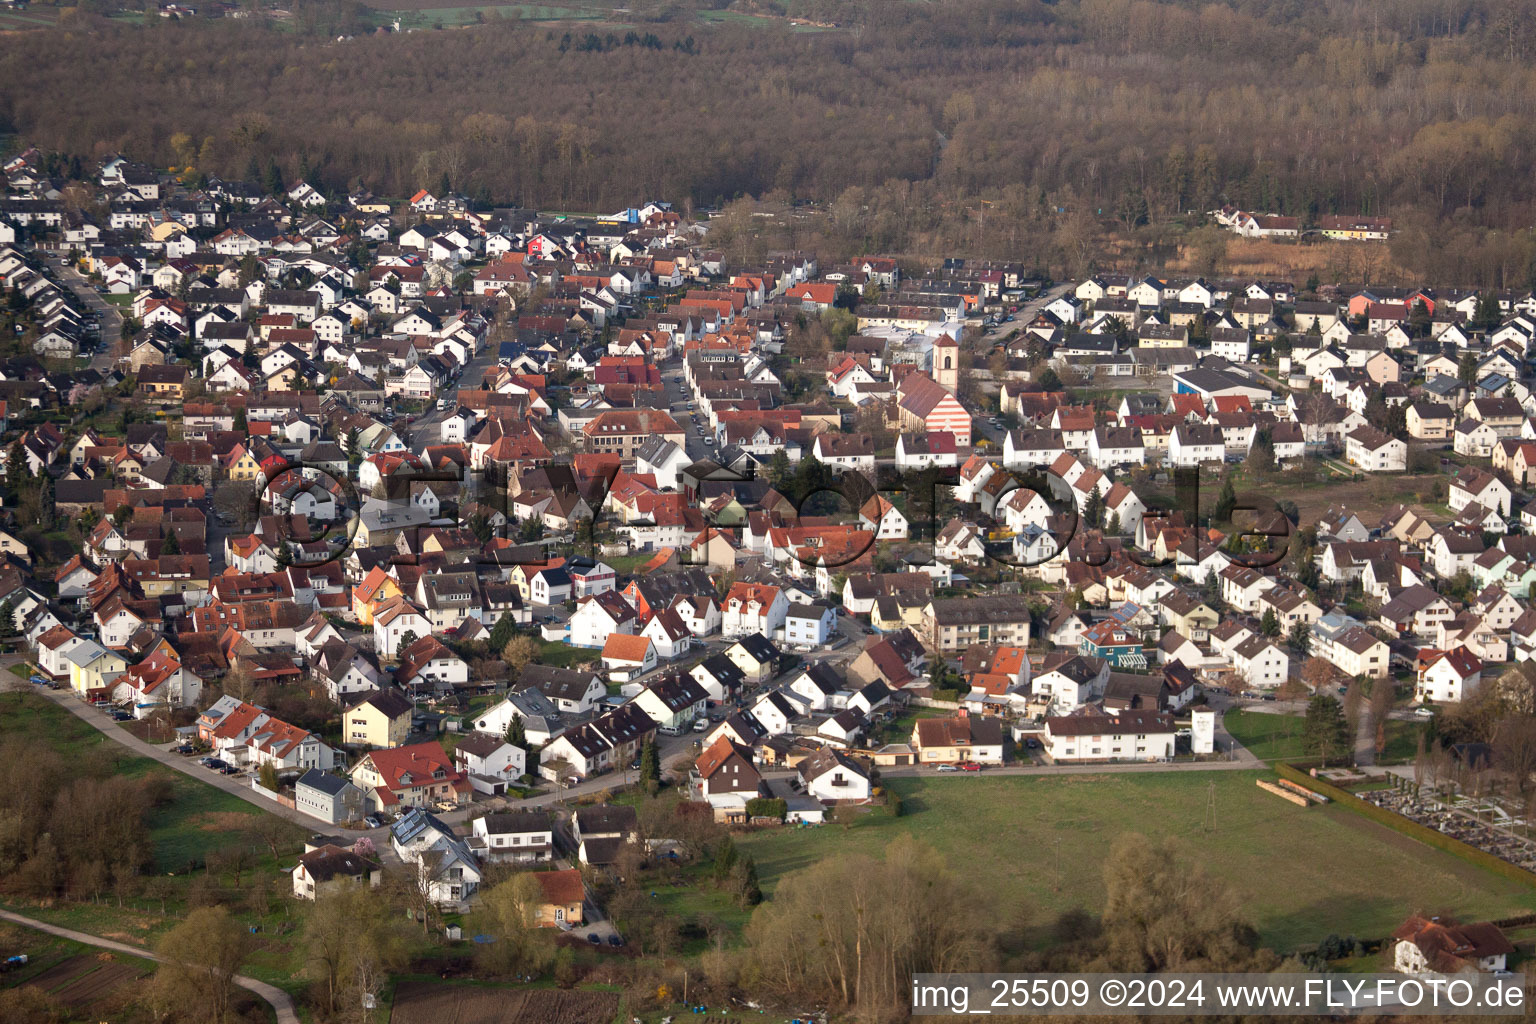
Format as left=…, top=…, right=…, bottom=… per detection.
left=6, top=0, right=1536, bottom=278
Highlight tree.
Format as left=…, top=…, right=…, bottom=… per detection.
left=302, top=886, right=410, bottom=1017
left=397, top=630, right=418, bottom=656
left=1459, top=351, right=1480, bottom=387
left=257, top=761, right=279, bottom=792
left=1259, top=608, right=1280, bottom=638
left=160, top=528, right=181, bottom=555
left=1100, top=833, right=1256, bottom=971
left=505, top=714, right=527, bottom=756
left=501, top=634, right=539, bottom=675
left=731, top=853, right=762, bottom=907
left=1035, top=366, right=1063, bottom=392
left=743, top=836, right=992, bottom=1013
left=470, top=873, right=552, bottom=977
left=1301, top=656, right=1333, bottom=693
left=1083, top=486, right=1105, bottom=529
left=1289, top=620, right=1310, bottom=655
left=639, top=734, right=660, bottom=794
left=1212, top=475, right=1237, bottom=524
left=712, top=832, right=738, bottom=884
left=1250, top=429, right=1275, bottom=475
left=149, top=906, right=252, bottom=1024
left=1303, top=694, right=1351, bottom=763
left=1493, top=716, right=1536, bottom=799
left=489, top=612, right=519, bottom=653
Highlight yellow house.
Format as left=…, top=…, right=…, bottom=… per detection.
left=343, top=689, right=413, bottom=749
left=66, top=641, right=128, bottom=695
left=352, top=566, right=403, bottom=627
left=149, top=221, right=188, bottom=243
left=225, top=445, right=262, bottom=483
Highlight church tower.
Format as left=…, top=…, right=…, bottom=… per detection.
left=932, top=335, right=959, bottom=393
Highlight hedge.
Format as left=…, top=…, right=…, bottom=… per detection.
left=745, top=797, right=787, bottom=820
left=1276, top=762, right=1536, bottom=888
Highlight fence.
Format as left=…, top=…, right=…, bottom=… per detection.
left=1276, top=762, right=1536, bottom=888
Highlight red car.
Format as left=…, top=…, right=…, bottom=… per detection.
left=959, top=762, right=983, bottom=772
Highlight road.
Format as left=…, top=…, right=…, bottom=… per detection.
left=0, top=908, right=300, bottom=1024
left=52, top=258, right=122, bottom=372
left=661, top=355, right=722, bottom=463
left=401, top=330, right=499, bottom=449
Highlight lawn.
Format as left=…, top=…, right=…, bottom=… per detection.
left=535, top=638, right=598, bottom=669
left=736, top=772, right=1536, bottom=953
left=1224, top=708, right=1426, bottom=764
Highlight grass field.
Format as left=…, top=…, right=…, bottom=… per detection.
left=736, top=772, right=1536, bottom=952
left=0, top=692, right=284, bottom=874
left=0, top=691, right=310, bottom=995
left=1224, top=708, right=1425, bottom=764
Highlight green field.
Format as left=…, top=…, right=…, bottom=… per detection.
left=0, top=692, right=310, bottom=992
left=737, top=772, right=1536, bottom=952
left=1225, top=708, right=1425, bottom=763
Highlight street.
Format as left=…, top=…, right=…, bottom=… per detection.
left=52, top=257, right=122, bottom=373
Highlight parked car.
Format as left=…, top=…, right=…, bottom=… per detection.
left=1415, top=706, right=1436, bottom=718
left=587, top=933, right=601, bottom=945
left=364, top=814, right=384, bottom=828
left=691, top=718, right=710, bottom=732
left=607, top=935, right=623, bottom=947
left=1024, top=738, right=1040, bottom=749
left=960, top=762, right=983, bottom=772
left=935, top=764, right=959, bottom=773
left=111, top=711, right=133, bottom=722
left=219, top=765, right=240, bottom=775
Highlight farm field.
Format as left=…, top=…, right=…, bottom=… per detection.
left=736, top=771, right=1536, bottom=953
left=389, top=979, right=620, bottom=1024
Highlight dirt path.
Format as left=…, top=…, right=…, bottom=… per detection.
left=0, top=909, right=300, bottom=1024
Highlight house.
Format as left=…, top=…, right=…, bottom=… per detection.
left=784, top=602, right=837, bottom=647
left=372, top=597, right=431, bottom=660
left=858, top=495, right=908, bottom=540
left=922, top=595, right=1032, bottom=652
left=351, top=741, right=470, bottom=811
left=569, top=590, right=638, bottom=648
left=912, top=711, right=1005, bottom=765
left=1449, top=466, right=1513, bottom=518
left=454, top=733, right=527, bottom=794
left=291, top=844, right=381, bottom=900
left=1345, top=427, right=1407, bottom=472
left=294, top=769, right=369, bottom=825
left=690, top=736, right=765, bottom=823
left=1043, top=708, right=1176, bottom=763
left=1077, top=621, right=1146, bottom=669
left=469, top=811, right=553, bottom=863
left=629, top=674, right=708, bottom=734
left=390, top=808, right=481, bottom=907
left=516, top=664, right=606, bottom=714
left=601, top=633, right=657, bottom=681
left=1416, top=647, right=1484, bottom=705
left=530, top=868, right=586, bottom=927
left=722, top=582, right=788, bottom=638
left=342, top=688, right=414, bottom=749
left=724, top=633, right=780, bottom=683
left=1392, top=916, right=1512, bottom=975
left=1231, top=635, right=1289, bottom=689
left=797, top=748, right=872, bottom=804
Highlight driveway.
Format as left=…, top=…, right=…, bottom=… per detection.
left=0, top=908, right=299, bottom=1024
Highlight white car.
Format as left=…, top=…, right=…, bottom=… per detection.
left=935, top=763, right=959, bottom=773
left=1414, top=706, right=1436, bottom=718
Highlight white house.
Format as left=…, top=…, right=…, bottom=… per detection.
left=784, top=602, right=837, bottom=647
left=1043, top=709, right=1176, bottom=763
